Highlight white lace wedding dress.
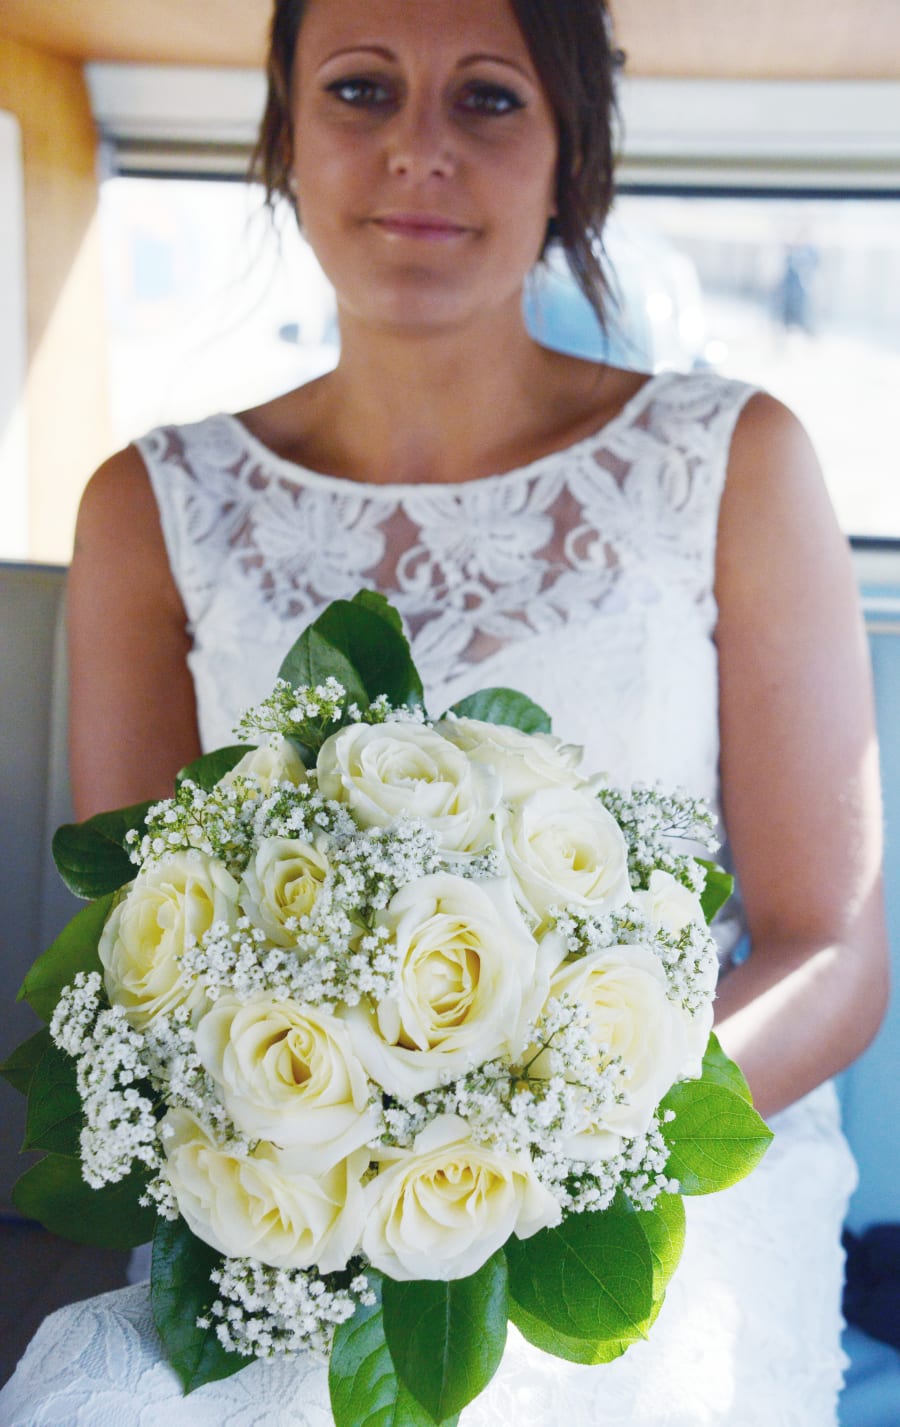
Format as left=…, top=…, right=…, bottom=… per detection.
left=1, top=369, right=857, bottom=1425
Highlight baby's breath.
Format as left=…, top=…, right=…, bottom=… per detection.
left=596, top=782, right=717, bottom=891
left=357, top=693, right=428, bottom=726
left=51, top=975, right=159, bottom=1188
left=233, top=678, right=429, bottom=752
left=234, top=676, right=352, bottom=750
left=128, top=778, right=259, bottom=874
left=554, top=906, right=719, bottom=1013
left=375, top=995, right=630, bottom=1214
left=206, top=1260, right=376, bottom=1358
left=562, top=1116, right=679, bottom=1215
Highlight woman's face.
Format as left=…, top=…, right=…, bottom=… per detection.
left=289, top=0, right=559, bottom=336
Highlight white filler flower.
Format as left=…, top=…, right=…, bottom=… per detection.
left=161, top=1107, right=367, bottom=1272
left=195, top=994, right=378, bottom=1173
left=99, top=850, right=238, bottom=1028
left=316, top=722, right=500, bottom=852
left=342, top=872, right=550, bottom=1097
left=363, top=1114, right=560, bottom=1280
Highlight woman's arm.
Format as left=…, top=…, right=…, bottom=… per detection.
left=712, top=392, right=889, bottom=1118
left=68, top=446, right=202, bottom=820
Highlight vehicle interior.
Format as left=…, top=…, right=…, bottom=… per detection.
left=1, top=2, right=898, bottom=1419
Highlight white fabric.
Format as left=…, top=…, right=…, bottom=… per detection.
left=1, top=369, right=857, bottom=1424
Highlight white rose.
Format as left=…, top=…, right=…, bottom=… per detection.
left=546, top=945, right=705, bottom=1156
left=316, top=722, right=499, bottom=852
left=195, top=994, right=378, bottom=1173
left=99, top=851, right=238, bottom=1028
left=631, top=869, right=706, bottom=936
left=362, top=1114, right=560, bottom=1281
left=501, top=787, right=631, bottom=927
left=342, top=873, right=554, bottom=1098
left=220, top=737, right=308, bottom=795
left=239, top=837, right=331, bottom=946
left=435, top=715, right=587, bottom=801
left=162, top=1108, right=367, bottom=1272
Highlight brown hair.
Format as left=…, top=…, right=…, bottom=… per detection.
left=252, top=0, right=620, bottom=321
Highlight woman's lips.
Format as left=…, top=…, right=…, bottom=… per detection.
left=370, top=214, right=473, bottom=241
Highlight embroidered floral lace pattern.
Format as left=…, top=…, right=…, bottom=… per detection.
left=142, top=370, right=725, bottom=679
left=0, top=370, right=858, bottom=1425
left=135, top=372, right=746, bottom=803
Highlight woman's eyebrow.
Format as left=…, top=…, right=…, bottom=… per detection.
left=456, top=52, right=535, bottom=81
left=320, top=44, right=396, bottom=66
left=318, top=45, right=534, bottom=84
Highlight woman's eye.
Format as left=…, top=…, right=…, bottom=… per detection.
left=325, top=77, right=392, bottom=108
left=457, top=83, right=525, bottom=116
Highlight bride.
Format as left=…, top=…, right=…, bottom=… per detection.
left=2, top=0, right=888, bottom=1421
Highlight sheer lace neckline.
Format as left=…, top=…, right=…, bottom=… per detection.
left=222, top=368, right=671, bottom=496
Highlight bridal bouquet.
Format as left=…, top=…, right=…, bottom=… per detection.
left=3, top=593, right=770, bottom=1425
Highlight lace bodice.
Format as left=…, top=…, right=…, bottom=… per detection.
left=137, top=371, right=753, bottom=818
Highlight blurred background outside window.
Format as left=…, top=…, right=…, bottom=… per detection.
left=99, top=175, right=900, bottom=538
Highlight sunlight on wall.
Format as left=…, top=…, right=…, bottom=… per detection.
left=0, top=34, right=112, bottom=565
left=26, top=212, right=111, bottom=563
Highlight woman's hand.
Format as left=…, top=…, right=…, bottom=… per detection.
left=68, top=446, right=202, bottom=820
left=713, top=393, right=889, bottom=1117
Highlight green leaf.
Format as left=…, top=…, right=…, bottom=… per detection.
left=508, top=1299, right=634, bottom=1365
left=52, top=803, right=150, bottom=898
left=279, top=627, right=370, bottom=712
left=660, top=1079, right=773, bottom=1194
left=382, top=1253, right=507, bottom=1422
left=176, top=745, right=253, bottom=791
left=505, top=1192, right=653, bottom=1344
left=512, top=1189, right=689, bottom=1366
left=286, top=736, right=318, bottom=769
left=635, top=1191, right=686, bottom=1303
left=330, top=1277, right=459, bottom=1427
left=13, top=1154, right=156, bottom=1247
left=443, top=687, right=552, bottom=734
left=280, top=597, right=424, bottom=710
left=699, top=1032, right=752, bottom=1104
left=24, top=1040, right=81, bottom=1156
left=151, top=1217, right=246, bottom=1394
left=696, top=859, right=733, bottom=925
left=509, top=1194, right=686, bottom=1367
left=18, top=893, right=114, bottom=1021
left=351, top=589, right=405, bottom=636
left=0, top=1026, right=52, bottom=1095
left=345, top=592, right=423, bottom=707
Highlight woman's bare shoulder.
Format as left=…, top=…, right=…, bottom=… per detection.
left=76, top=443, right=160, bottom=535
left=718, top=390, right=850, bottom=587
left=69, top=445, right=201, bottom=815
left=72, top=443, right=183, bottom=620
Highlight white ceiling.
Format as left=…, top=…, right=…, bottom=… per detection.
left=2, top=0, right=900, bottom=78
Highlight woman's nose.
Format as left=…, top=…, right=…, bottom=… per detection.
left=385, top=97, right=456, bottom=181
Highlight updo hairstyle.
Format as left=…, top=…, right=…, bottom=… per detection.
left=252, top=0, right=620, bottom=322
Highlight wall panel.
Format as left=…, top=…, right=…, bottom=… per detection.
left=0, top=36, right=111, bottom=562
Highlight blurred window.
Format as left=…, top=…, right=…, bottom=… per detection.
left=99, top=176, right=900, bottom=537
